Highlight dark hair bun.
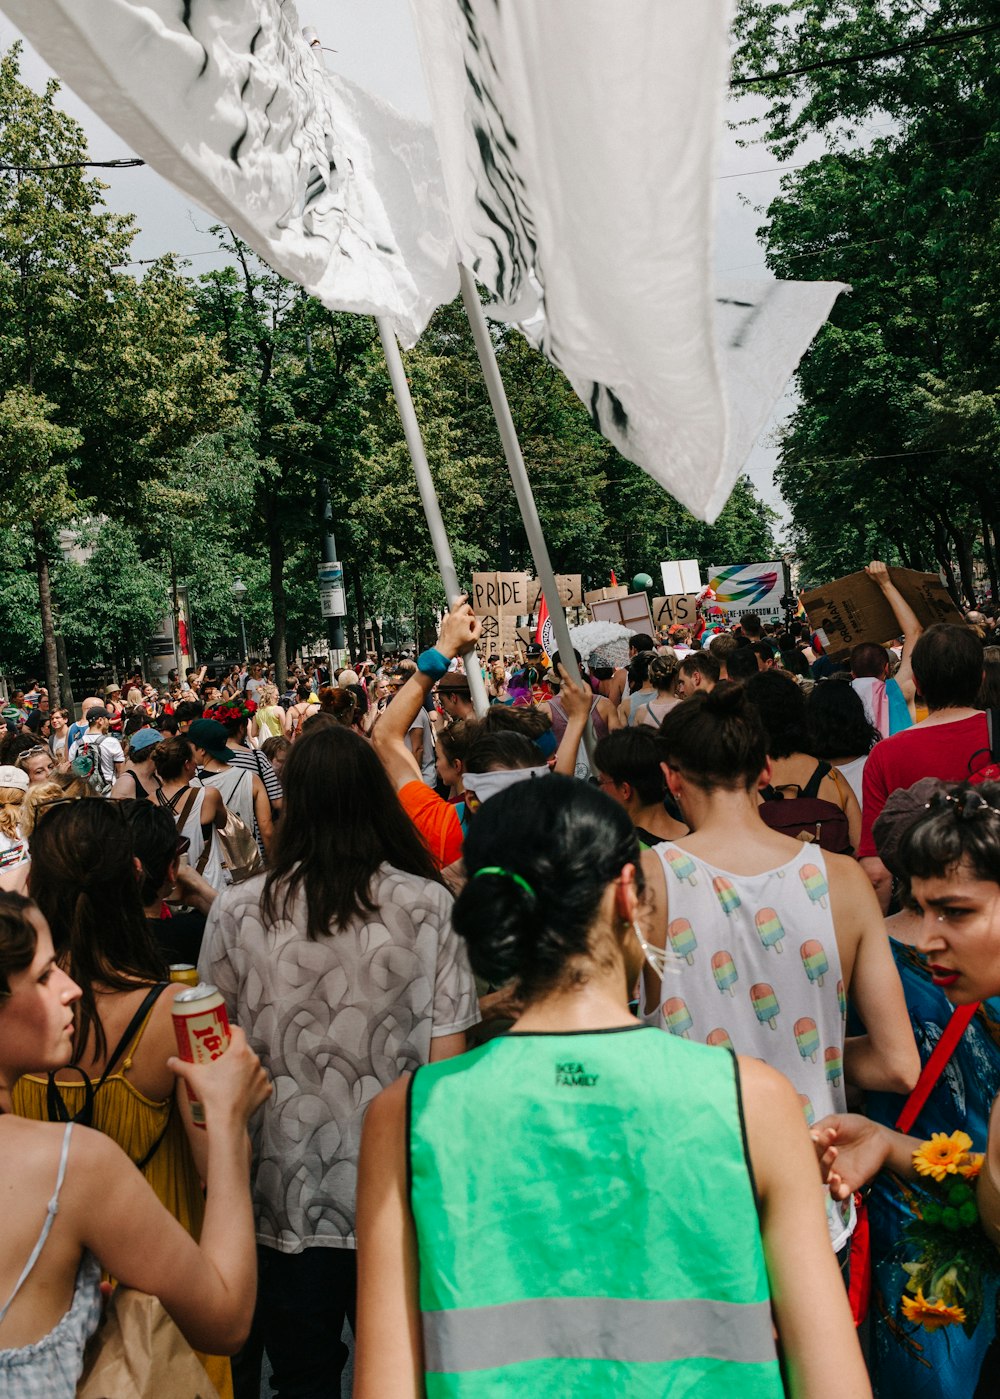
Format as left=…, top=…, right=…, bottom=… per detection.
left=702, top=680, right=750, bottom=716
left=452, top=776, right=640, bottom=998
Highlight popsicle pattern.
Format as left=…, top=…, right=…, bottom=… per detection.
left=712, top=875, right=741, bottom=916
left=664, top=848, right=698, bottom=885
left=663, top=996, right=693, bottom=1038
left=799, top=862, right=829, bottom=909
left=837, top=979, right=847, bottom=1021
left=800, top=939, right=829, bottom=987
left=755, top=907, right=785, bottom=954
left=652, top=841, right=850, bottom=1250
left=711, top=949, right=738, bottom=997
left=750, top=982, right=779, bottom=1030
left=794, top=1017, right=820, bottom=1063
left=667, top=918, right=697, bottom=965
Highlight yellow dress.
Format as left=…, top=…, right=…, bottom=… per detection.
left=12, top=1001, right=234, bottom=1399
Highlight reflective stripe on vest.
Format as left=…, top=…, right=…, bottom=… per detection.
left=423, top=1295, right=777, bottom=1373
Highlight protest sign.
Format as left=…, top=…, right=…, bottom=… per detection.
left=660, top=560, right=701, bottom=595
left=801, top=568, right=965, bottom=658
left=584, top=585, right=629, bottom=605
left=590, top=592, right=655, bottom=634
left=651, top=593, right=700, bottom=629
left=708, top=562, right=784, bottom=621
left=527, top=575, right=583, bottom=611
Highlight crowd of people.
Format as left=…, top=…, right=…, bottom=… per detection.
left=1, top=559, right=1000, bottom=1397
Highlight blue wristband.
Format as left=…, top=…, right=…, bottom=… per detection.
left=417, top=647, right=450, bottom=681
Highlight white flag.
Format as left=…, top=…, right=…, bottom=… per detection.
left=408, top=0, right=847, bottom=521
left=1, top=0, right=459, bottom=343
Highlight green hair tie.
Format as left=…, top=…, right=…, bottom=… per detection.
left=473, top=866, right=536, bottom=900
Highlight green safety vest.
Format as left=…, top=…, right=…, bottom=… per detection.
left=409, top=1026, right=783, bottom=1397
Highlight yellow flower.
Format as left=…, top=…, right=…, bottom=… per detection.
left=913, top=1131, right=975, bottom=1182
left=959, top=1153, right=984, bottom=1180
left=901, top=1287, right=966, bottom=1332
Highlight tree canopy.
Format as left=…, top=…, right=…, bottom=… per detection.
left=732, top=1, right=1000, bottom=596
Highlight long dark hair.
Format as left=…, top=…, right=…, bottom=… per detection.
left=807, top=677, right=880, bottom=761
left=28, top=801, right=166, bottom=1059
left=261, top=726, right=441, bottom=940
left=453, top=775, right=641, bottom=999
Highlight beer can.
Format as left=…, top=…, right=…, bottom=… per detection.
left=172, top=983, right=231, bottom=1128
left=169, top=964, right=199, bottom=987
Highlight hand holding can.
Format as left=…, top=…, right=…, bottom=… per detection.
left=171, top=984, right=270, bottom=1128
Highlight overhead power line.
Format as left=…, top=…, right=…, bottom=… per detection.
left=732, top=18, right=1000, bottom=87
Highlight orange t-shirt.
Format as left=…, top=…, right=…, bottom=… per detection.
left=397, top=781, right=464, bottom=869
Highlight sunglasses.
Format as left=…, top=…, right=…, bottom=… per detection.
left=16, top=746, right=51, bottom=766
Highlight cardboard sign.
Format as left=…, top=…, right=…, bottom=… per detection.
left=527, top=575, right=583, bottom=610
left=584, top=585, right=629, bottom=605
left=800, top=568, right=965, bottom=658
left=471, top=572, right=531, bottom=615
left=660, top=559, right=701, bottom=595
left=652, top=593, right=700, bottom=629
left=708, top=562, right=785, bottom=621
left=590, top=592, right=655, bottom=634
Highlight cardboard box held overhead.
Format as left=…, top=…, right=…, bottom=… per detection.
left=801, top=568, right=965, bottom=658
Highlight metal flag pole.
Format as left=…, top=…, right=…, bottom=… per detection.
left=457, top=263, right=595, bottom=764
left=375, top=317, right=490, bottom=718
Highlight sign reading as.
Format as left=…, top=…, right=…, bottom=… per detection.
left=651, top=593, right=700, bottom=629
left=801, top=568, right=964, bottom=658
left=708, top=562, right=784, bottom=621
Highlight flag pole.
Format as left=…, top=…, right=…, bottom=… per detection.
left=457, top=264, right=596, bottom=764
left=375, top=316, right=490, bottom=718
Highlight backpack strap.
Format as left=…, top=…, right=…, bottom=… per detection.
left=46, top=983, right=168, bottom=1127
left=802, top=761, right=831, bottom=800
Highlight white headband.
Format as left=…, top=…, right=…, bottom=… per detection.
left=462, top=765, right=551, bottom=805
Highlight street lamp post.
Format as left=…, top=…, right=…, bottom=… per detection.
left=231, top=578, right=250, bottom=662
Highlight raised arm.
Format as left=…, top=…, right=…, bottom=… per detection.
left=373, top=600, right=481, bottom=793
left=551, top=665, right=592, bottom=776
left=867, top=560, right=922, bottom=700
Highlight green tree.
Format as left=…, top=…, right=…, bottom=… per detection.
left=0, top=386, right=81, bottom=696
left=732, top=1, right=1000, bottom=596
left=0, top=47, right=235, bottom=697
left=194, top=234, right=376, bottom=684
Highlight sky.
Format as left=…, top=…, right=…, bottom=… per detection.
left=0, top=0, right=813, bottom=536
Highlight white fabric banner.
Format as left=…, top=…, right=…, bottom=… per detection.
left=1, top=0, right=458, bottom=344
left=408, top=0, right=847, bottom=521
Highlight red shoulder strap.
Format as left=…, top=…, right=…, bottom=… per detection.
left=895, top=1002, right=979, bottom=1134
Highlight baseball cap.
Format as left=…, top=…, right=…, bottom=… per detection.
left=0, top=765, right=29, bottom=792
left=128, top=728, right=163, bottom=755
left=85, top=706, right=111, bottom=722
left=338, top=669, right=360, bottom=687
left=186, top=719, right=232, bottom=764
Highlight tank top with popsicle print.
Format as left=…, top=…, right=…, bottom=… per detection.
left=649, top=841, right=854, bottom=1251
